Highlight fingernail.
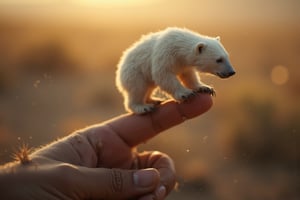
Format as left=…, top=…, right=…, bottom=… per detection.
left=133, top=169, right=157, bottom=188
left=156, top=185, right=166, bottom=199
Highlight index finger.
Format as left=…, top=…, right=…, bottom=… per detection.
left=106, top=94, right=213, bottom=147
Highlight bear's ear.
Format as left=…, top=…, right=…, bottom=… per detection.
left=196, top=42, right=207, bottom=54
left=216, top=36, right=221, bottom=41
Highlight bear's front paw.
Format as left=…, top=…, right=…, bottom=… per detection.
left=196, top=86, right=216, bottom=96
left=130, top=104, right=156, bottom=114
left=174, top=89, right=195, bottom=102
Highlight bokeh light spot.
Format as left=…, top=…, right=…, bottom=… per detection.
left=271, top=65, right=289, bottom=85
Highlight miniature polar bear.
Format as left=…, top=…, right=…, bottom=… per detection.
left=116, top=27, right=235, bottom=114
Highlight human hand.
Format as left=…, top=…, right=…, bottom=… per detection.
left=0, top=94, right=212, bottom=200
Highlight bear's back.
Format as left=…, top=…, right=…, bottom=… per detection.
left=158, top=28, right=205, bottom=44
left=121, top=32, right=159, bottom=66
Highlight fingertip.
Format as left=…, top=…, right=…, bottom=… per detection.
left=130, top=93, right=213, bottom=140
left=103, top=94, right=213, bottom=147
left=178, top=93, right=213, bottom=119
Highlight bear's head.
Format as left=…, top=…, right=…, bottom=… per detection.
left=193, top=36, right=235, bottom=79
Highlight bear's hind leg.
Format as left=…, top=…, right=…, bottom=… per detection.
left=126, top=82, right=157, bottom=114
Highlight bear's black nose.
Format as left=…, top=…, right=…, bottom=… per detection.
left=216, top=71, right=236, bottom=78
left=228, top=71, right=236, bottom=76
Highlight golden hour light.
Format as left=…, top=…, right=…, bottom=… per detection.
left=0, top=0, right=299, bottom=199
left=270, top=65, right=289, bottom=85
left=75, top=0, right=151, bottom=6
left=0, top=0, right=154, bottom=7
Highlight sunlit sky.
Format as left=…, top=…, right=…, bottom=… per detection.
left=74, top=0, right=155, bottom=6
left=0, top=0, right=157, bottom=6
left=1, top=0, right=299, bottom=27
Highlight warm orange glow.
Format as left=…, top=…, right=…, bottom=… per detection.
left=74, top=0, right=152, bottom=6
left=0, top=0, right=155, bottom=7
left=0, top=1, right=299, bottom=199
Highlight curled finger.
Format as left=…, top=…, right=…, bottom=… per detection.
left=136, top=151, right=176, bottom=197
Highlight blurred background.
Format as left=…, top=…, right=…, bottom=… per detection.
left=0, top=0, right=299, bottom=199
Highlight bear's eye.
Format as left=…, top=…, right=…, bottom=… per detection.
left=216, top=58, right=223, bottom=63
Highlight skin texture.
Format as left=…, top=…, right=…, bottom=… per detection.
left=0, top=94, right=212, bottom=200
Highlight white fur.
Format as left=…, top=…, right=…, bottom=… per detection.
left=116, top=27, right=235, bottom=114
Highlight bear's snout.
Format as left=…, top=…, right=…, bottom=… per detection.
left=217, top=70, right=236, bottom=79
left=227, top=71, right=236, bottom=77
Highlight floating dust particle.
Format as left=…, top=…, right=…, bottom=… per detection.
left=202, top=135, right=208, bottom=143
left=186, top=149, right=190, bottom=153
left=33, top=80, right=41, bottom=88
left=270, top=65, right=289, bottom=85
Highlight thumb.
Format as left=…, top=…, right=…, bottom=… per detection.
left=79, top=167, right=160, bottom=200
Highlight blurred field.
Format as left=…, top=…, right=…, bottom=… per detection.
left=0, top=0, right=299, bottom=199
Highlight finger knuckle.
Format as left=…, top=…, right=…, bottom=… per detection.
left=111, top=169, right=124, bottom=193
